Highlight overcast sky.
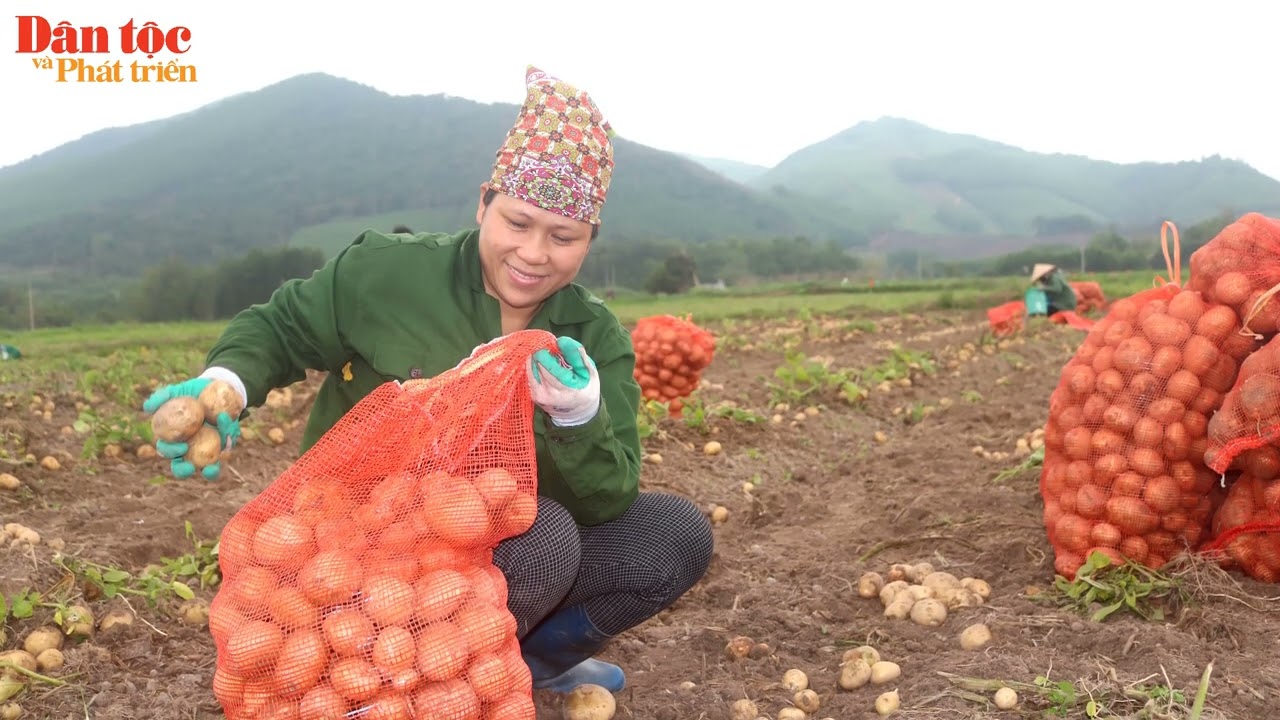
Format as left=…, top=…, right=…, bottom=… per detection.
left=5, top=1, right=1278, bottom=181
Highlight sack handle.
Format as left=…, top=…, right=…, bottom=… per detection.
left=1154, top=220, right=1181, bottom=288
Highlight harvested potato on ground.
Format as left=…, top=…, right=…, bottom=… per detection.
left=198, top=379, right=244, bottom=423
left=910, top=562, right=935, bottom=582
left=884, top=596, right=914, bottom=620
left=879, top=581, right=910, bottom=607
left=563, top=684, right=616, bottom=720
left=0, top=651, right=35, bottom=679
left=62, top=605, right=93, bottom=638
left=151, top=396, right=205, bottom=442
left=98, top=608, right=134, bottom=633
left=22, top=627, right=62, bottom=656
left=961, top=577, right=992, bottom=599
left=906, top=585, right=934, bottom=602
left=725, top=636, right=754, bottom=660
left=842, top=645, right=880, bottom=667
left=35, top=648, right=63, bottom=672
left=876, top=689, right=901, bottom=716
left=858, top=571, right=884, bottom=598
left=0, top=703, right=18, bottom=720
left=887, top=563, right=913, bottom=582
left=778, top=708, right=806, bottom=720
left=794, top=689, right=820, bottom=713
left=994, top=687, right=1018, bottom=710
left=870, top=661, right=901, bottom=685
left=921, top=571, right=961, bottom=592
left=838, top=658, right=872, bottom=690
left=960, top=623, right=993, bottom=650
left=910, top=598, right=948, bottom=627
left=180, top=599, right=210, bottom=626
left=729, top=698, right=757, bottom=720
left=0, top=474, right=18, bottom=491
left=782, top=669, right=808, bottom=692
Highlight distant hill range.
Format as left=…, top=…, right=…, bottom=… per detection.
left=2, top=72, right=1277, bottom=277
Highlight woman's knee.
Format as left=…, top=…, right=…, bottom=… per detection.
left=493, top=496, right=582, bottom=631
left=651, top=493, right=715, bottom=590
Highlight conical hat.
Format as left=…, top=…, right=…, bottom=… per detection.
left=1030, top=263, right=1056, bottom=282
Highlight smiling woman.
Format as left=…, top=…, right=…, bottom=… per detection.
left=139, top=64, right=715, bottom=705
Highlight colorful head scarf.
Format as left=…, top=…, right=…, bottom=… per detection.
left=489, top=66, right=616, bottom=226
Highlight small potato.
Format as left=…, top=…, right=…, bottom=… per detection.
left=725, top=636, right=754, bottom=660
left=994, top=687, right=1018, bottom=710
left=841, top=645, right=880, bottom=667
left=838, top=658, right=872, bottom=690
left=778, top=708, right=806, bottom=720
left=870, top=661, right=901, bottom=685
left=906, top=585, right=934, bottom=602
left=98, top=608, right=134, bottom=633
left=857, top=571, right=884, bottom=599
left=960, top=623, right=992, bottom=650
left=34, top=649, right=63, bottom=672
left=945, top=588, right=982, bottom=610
left=879, top=580, right=910, bottom=607
left=729, top=698, right=758, bottom=720
left=0, top=703, right=19, bottom=720
left=198, top=380, right=244, bottom=424
left=910, top=598, right=948, bottom=627
left=794, top=689, right=821, bottom=714
left=22, top=627, right=62, bottom=656
left=151, top=396, right=205, bottom=442
left=180, top=599, right=210, bottom=627
left=887, top=563, right=913, bottom=582
left=62, top=605, right=93, bottom=638
left=876, top=689, right=901, bottom=716
left=884, top=596, right=914, bottom=620
left=922, top=571, right=961, bottom=592
left=0, top=651, right=36, bottom=679
left=961, top=577, right=992, bottom=599
left=186, top=425, right=224, bottom=470
left=909, top=562, right=935, bottom=583
left=563, top=683, right=616, bottom=720
left=782, top=669, right=808, bottom=693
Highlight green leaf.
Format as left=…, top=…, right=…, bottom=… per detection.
left=170, top=581, right=195, bottom=600
left=72, top=420, right=91, bottom=433
left=102, top=569, right=131, bottom=583
left=12, top=596, right=34, bottom=619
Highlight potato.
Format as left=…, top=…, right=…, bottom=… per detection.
left=198, top=380, right=243, bottom=424
left=180, top=599, right=210, bottom=627
left=857, top=571, right=884, bottom=598
left=879, top=580, right=910, bottom=607
left=960, top=623, right=992, bottom=650
left=34, top=649, right=63, bottom=672
left=729, top=698, right=758, bottom=720
left=151, top=396, right=205, bottom=442
left=21, top=627, right=62, bottom=656
left=884, top=596, right=914, bottom=620
left=870, top=661, right=901, bottom=685
left=0, top=651, right=35, bottom=679
left=794, top=689, right=820, bottom=713
left=993, top=687, right=1018, bottom=710
left=961, top=577, right=992, bottom=599
left=782, top=668, right=808, bottom=692
left=0, top=703, right=18, bottom=720
left=887, top=563, right=913, bottom=582
left=62, top=605, right=93, bottom=638
left=778, top=709, right=805, bottom=720
left=842, top=645, right=880, bottom=667
left=910, top=598, right=948, bottom=627
left=876, top=689, right=901, bottom=716
left=725, top=636, right=754, bottom=660
left=838, top=658, right=872, bottom=690
left=186, top=425, right=224, bottom=469
left=563, top=683, right=616, bottom=720
left=910, top=562, right=935, bottom=583
left=98, top=608, right=134, bottom=633
left=905, top=585, right=934, bottom=602
left=945, top=588, right=982, bottom=610
left=921, top=571, right=961, bottom=592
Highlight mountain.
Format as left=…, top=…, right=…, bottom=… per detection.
left=682, top=154, right=770, bottom=184
left=0, top=73, right=858, bottom=277
left=748, top=117, right=1280, bottom=242
left=2, top=77, right=1278, bottom=279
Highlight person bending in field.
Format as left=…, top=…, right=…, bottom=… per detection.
left=141, top=66, right=714, bottom=695
left=1029, top=263, right=1078, bottom=316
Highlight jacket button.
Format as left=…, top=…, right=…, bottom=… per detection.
left=409, top=368, right=422, bottom=379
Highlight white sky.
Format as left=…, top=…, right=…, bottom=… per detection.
left=4, top=1, right=1278, bottom=181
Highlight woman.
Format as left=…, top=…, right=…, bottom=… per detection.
left=143, top=66, right=714, bottom=695
left=1029, top=263, right=1078, bottom=316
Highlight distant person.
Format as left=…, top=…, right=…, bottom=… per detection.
left=138, top=65, right=711, bottom=698
left=1028, top=263, right=1077, bottom=316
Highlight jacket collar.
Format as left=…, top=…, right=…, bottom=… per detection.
left=458, top=230, right=599, bottom=326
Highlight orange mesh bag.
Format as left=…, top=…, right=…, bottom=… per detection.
left=207, top=330, right=560, bottom=720
left=1039, top=222, right=1254, bottom=579
left=1201, top=471, right=1280, bottom=582
left=986, top=300, right=1025, bottom=337
left=631, top=314, right=716, bottom=417
left=1186, top=212, right=1280, bottom=338
left=1204, top=333, right=1280, bottom=475
left=1070, top=281, right=1107, bottom=313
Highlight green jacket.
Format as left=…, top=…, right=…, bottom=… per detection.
left=1038, top=271, right=1077, bottom=312
left=204, top=228, right=642, bottom=526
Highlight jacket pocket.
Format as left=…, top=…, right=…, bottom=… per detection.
left=370, top=343, right=433, bottom=382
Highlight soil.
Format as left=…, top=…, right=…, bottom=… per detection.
left=0, top=308, right=1276, bottom=720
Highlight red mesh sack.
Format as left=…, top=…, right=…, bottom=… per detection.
left=207, top=330, right=560, bottom=720
left=1201, top=472, right=1280, bottom=582
left=1070, top=281, right=1106, bottom=313
left=1187, top=212, right=1280, bottom=337
left=986, top=300, right=1025, bottom=337
left=1039, top=223, right=1253, bottom=579
left=1204, top=333, right=1280, bottom=475
left=631, top=314, right=716, bottom=417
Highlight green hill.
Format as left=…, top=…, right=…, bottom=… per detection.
left=681, top=154, right=770, bottom=184
left=746, top=117, right=1280, bottom=237
left=0, top=73, right=857, bottom=277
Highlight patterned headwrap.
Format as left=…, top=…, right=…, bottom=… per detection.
left=488, top=66, right=616, bottom=226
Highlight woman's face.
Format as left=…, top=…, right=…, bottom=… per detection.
left=475, top=186, right=594, bottom=314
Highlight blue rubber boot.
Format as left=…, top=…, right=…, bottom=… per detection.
left=520, top=604, right=625, bottom=694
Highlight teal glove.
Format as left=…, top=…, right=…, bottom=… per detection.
left=143, top=378, right=241, bottom=481
left=529, top=337, right=601, bottom=427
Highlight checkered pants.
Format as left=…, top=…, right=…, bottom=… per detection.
left=493, top=491, right=714, bottom=637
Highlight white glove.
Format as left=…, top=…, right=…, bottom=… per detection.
left=529, top=337, right=601, bottom=427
